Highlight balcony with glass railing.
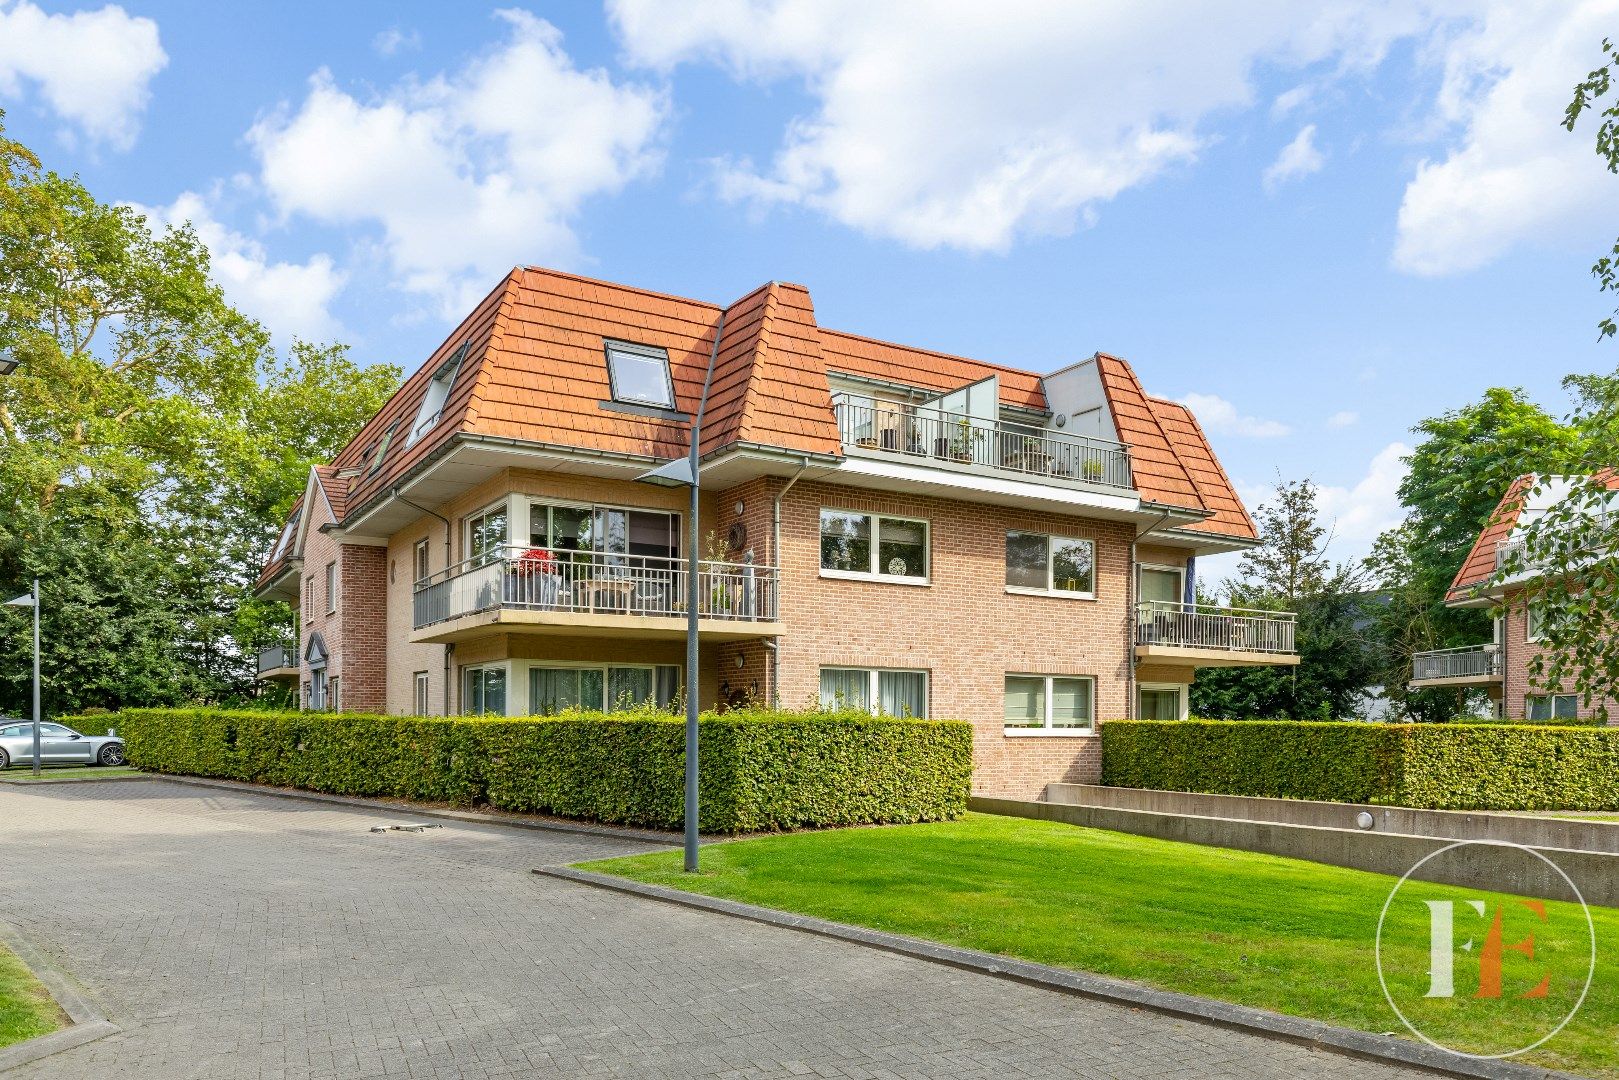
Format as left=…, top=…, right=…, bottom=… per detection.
left=830, top=393, right=1133, bottom=492
left=411, top=545, right=782, bottom=643
left=1408, top=644, right=1502, bottom=688
left=1134, top=601, right=1299, bottom=667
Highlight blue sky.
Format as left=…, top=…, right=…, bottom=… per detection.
left=3, top=0, right=1618, bottom=577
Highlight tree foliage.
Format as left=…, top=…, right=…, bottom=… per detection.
left=0, top=112, right=399, bottom=715
left=1192, top=479, right=1376, bottom=720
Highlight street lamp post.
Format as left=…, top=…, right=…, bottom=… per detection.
left=634, top=313, right=725, bottom=873
left=5, top=581, right=40, bottom=777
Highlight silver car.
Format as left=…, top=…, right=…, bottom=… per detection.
left=0, top=720, right=127, bottom=769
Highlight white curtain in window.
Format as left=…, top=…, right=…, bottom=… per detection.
left=530, top=668, right=582, bottom=715
left=607, top=666, right=653, bottom=710
left=1051, top=678, right=1092, bottom=728
left=819, top=668, right=869, bottom=711
left=878, top=670, right=926, bottom=718
left=1003, top=676, right=1044, bottom=727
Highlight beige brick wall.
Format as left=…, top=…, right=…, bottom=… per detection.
left=756, top=478, right=1146, bottom=799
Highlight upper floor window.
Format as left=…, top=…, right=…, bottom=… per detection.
left=529, top=502, right=679, bottom=560
left=413, top=539, right=431, bottom=584
left=1526, top=603, right=1545, bottom=643
left=1006, top=531, right=1094, bottom=598
left=604, top=340, right=675, bottom=409
left=819, top=509, right=928, bottom=583
left=406, top=341, right=469, bottom=448
left=466, top=504, right=509, bottom=566
left=366, top=420, right=400, bottom=476
left=324, top=562, right=337, bottom=613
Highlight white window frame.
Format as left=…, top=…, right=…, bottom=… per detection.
left=462, top=662, right=511, bottom=717
left=1525, top=693, right=1579, bottom=721
left=519, top=660, right=682, bottom=714
left=1137, top=563, right=1186, bottom=605
left=413, top=539, right=431, bottom=585
left=1526, top=603, right=1545, bottom=644
left=1003, top=673, right=1097, bottom=736
left=817, top=667, right=929, bottom=717
left=1005, top=531, right=1096, bottom=600
left=463, top=499, right=512, bottom=566
left=413, top=671, right=431, bottom=715
left=818, top=509, right=931, bottom=586
left=525, top=498, right=682, bottom=557
left=1137, top=682, right=1189, bottom=721
left=310, top=668, right=328, bottom=711
left=329, top=676, right=341, bottom=712
left=603, top=340, right=677, bottom=409
left=325, top=562, right=337, bottom=614
left=405, top=342, right=469, bottom=448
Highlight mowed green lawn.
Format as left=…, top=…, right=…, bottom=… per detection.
left=0, top=946, right=61, bottom=1049
left=585, top=813, right=1617, bottom=1077
left=0, top=766, right=140, bottom=784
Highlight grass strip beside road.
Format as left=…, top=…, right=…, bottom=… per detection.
left=0, top=945, right=62, bottom=1050
left=583, top=812, right=1617, bottom=1077
left=0, top=766, right=140, bottom=784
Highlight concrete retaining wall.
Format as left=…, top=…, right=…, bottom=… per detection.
left=970, top=796, right=1619, bottom=909
left=1045, top=783, right=1619, bottom=853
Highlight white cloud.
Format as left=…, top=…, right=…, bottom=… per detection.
left=0, top=0, right=166, bottom=149
left=132, top=191, right=348, bottom=341
left=1393, top=1, right=1619, bottom=276
left=1178, top=392, right=1291, bottom=438
left=1315, top=441, right=1411, bottom=551
left=249, top=10, right=667, bottom=314
left=373, top=26, right=421, bottom=57
left=607, top=1, right=1431, bottom=251
left=1327, top=409, right=1359, bottom=428
left=1262, top=124, right=1325, bottom=191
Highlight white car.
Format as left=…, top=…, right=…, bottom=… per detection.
left=0, top=721, right=127, bottom=768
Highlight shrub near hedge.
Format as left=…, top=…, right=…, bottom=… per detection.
left=1101, top=719, right=1619, bottom=810
left=111, top=706, right=972, bottom=832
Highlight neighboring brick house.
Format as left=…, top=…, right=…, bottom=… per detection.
left=1411, top=474, right=1619, bottom=722
left=254, top=266, right=1297, bottom=797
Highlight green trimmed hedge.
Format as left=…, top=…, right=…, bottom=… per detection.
left=106, top=707, right=973, bottom=832
left=1102, top=720, right=1619, bottom=810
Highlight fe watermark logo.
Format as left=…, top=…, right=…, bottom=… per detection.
left=1375, top=841, right=1596, bottom=1059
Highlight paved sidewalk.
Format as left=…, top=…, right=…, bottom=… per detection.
left=0, top=780, right=1429, bottom=1079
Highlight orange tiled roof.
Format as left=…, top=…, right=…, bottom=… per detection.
left=1146, top=396, right=1257, bottom=538
left=1447, top=471, right=1619, bottom=601
left=262, top=267, right=1260, bottom=584
left=253, top=494, right=305, bottom=591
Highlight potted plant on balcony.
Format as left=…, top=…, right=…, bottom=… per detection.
left=1081, top=458, right=1106, bottom=482
left=948, top=416, right=984, bottom=463
left=512, top=547, right=560, bottom=607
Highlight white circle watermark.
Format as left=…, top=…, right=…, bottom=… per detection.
left=1374, top=840, right=1595, bottom=1060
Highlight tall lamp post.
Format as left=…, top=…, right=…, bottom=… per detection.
left=634, top=314, right=724, bottom=873
left=5, top=581, right=40, bottom=777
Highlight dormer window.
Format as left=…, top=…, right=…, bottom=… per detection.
left=406, top=341, right=470, bottom=448
left=604, top=340, right=675, bottom=409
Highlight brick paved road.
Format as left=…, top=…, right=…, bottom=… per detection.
left=0, top=780, right=1427, bottom=1079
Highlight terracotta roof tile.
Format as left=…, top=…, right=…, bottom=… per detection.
left=1447, top=471, right=1619, bottom=600
left=260, top=266, right=1263, bottom=583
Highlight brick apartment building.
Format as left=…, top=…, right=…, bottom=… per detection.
left=1409, top=473, right=1619, bottom=723
left=254, top=267, right=1299, bottom=797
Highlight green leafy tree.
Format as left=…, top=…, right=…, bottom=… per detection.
left=0, top=113, right=399, bottom=712
left=1192, top=479, right=1376, bottom=720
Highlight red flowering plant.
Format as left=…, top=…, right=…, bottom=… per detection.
left=513, top=548, right=558, bottom=577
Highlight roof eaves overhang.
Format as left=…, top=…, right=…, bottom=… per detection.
left=252, top=559, right=302, bottom=601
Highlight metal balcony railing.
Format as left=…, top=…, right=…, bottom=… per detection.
left=412, top=545, right=779, bottom=630
left=1411, top=644, right=1502, bottom=682
left=831, top=393, right=1133, bottom=490
left=257, top=646, right=296, bottom=674
left=1135, top=601, right=1297, bottom=654
left=1495, top=508, right=1616, bottom=572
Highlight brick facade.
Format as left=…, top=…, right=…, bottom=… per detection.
left=1499, top=594, right=1618, bottom=722
left=291, top=458, right=1229, bottom=799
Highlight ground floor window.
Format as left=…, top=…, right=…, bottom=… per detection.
left=413, top=671, right=430, bottom=715
left=527, top=664, right=680, bottom=714
left=463, top=665, right=507, bottom=716
left=1526, top=693, right=1578, bottom=721
left=1005, top=675, right=1094, bottom=733
left=330, top=676, right=341, bottom=712
left=310, top=668, right=328, bottom=711
left=1137, top=683, right=1186, bottom=721
left=818, top=667, right=927, bottom=717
